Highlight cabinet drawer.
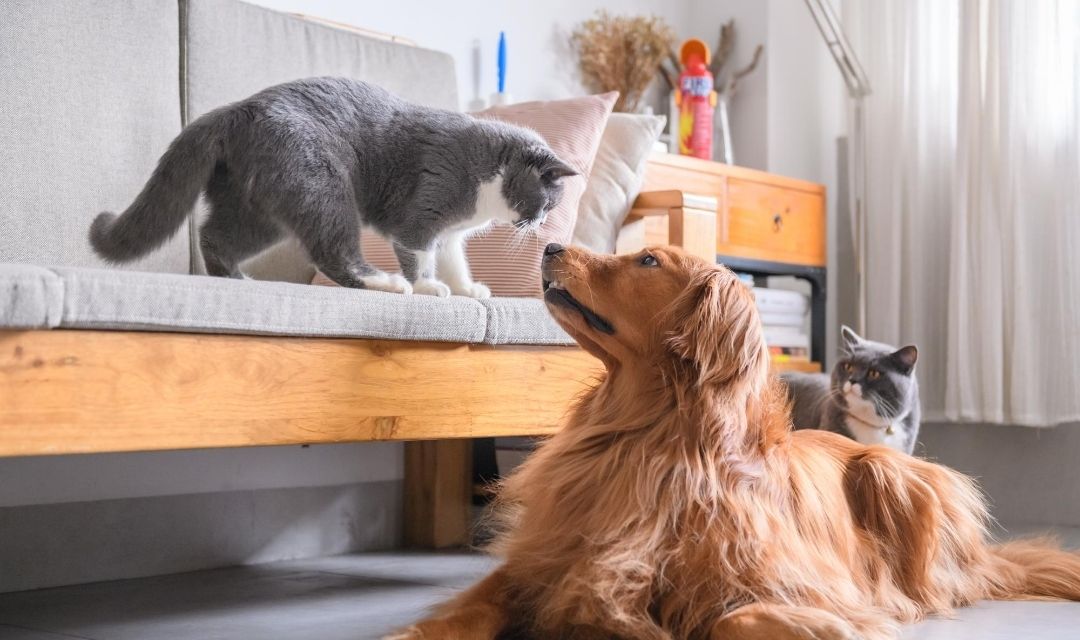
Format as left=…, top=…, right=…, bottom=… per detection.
left=721, top=178, right=826, bottom=267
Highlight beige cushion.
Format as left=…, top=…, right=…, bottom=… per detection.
left=51, top=266, right=488, bottom=343
left=0, top=0, right=188, bottom=273
left=0, top=262, right=576, bottom=346
left=572, top=114, right=666, bottom=253
left=183, top=0, right=459, bottom=283
left=0, top=264, right=64, bottom=329
left=353, top=92, right=617, bottom=297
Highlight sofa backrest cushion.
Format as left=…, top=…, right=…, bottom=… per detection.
left=182, top=0, right=460, bottom=283
left=0, top=0, right=191, bottom=274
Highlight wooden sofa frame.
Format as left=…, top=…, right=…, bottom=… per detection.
left=0, top=190, right=712, bottom=549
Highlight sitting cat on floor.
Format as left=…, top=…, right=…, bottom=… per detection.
left=782, top=326, right=921, bottom=454
left=89, top=77, right=576, bottom=298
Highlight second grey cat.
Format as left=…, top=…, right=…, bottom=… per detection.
left=782, top=326, right=921, bottom=454
left=89, top=77, right=577, bottom=297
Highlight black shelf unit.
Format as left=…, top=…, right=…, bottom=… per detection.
left=719, top=255, right=827, bottom=366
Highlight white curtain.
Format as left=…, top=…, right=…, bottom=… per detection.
left=845, top=0, right=1080, bottom=427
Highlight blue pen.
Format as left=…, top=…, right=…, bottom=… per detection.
left=497, top=31, right=507, bottom=94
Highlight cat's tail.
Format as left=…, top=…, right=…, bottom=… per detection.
left=990, top=537, right=1080, bottom=601
left=89, top=107, right=234, bottom=263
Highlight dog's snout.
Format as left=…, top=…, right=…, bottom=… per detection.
left=544, top=243, right=565, bottom=257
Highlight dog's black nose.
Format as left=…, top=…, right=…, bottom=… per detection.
left=544, top=243, right=565, bottom=256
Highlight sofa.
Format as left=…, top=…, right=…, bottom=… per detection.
left=0, top=0, right=709, bottom=547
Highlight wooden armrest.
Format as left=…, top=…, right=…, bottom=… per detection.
left=630, top=189, right=688, bottom=212
left=618, top=189, right=718, bottom=262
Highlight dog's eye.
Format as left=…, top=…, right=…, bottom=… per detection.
left=639, top=254, right=659, bottom=267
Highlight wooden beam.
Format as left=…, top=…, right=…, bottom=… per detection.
left=404, top=439, right=472, bottom=548
left=629, top=189, right=688, bottom=212
left=0, top=330, right=599, bottom=457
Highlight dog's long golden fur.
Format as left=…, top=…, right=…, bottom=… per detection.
left=389, top=246, right=1080, bottom=639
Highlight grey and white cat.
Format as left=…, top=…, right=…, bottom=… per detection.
left=89, top=77, right=576, bottom=298
left=782, top=326, right=921, bottom=454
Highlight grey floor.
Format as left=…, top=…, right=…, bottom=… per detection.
left=0, top=551, right=1078, bottom=640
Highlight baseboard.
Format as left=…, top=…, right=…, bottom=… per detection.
left=0, top=480, right=401, bottom=593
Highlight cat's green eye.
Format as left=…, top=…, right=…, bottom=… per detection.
left=868, top=369, right=881, bottom=380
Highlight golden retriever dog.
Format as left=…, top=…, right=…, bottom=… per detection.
left=388, top=244, right=1080, bottom=639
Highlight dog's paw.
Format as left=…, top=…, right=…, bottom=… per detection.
left=361, top=272, right=413, bottom=295
left=781, top=610, right=862, bottom=640
left=413, top=278, right=452, bottom=298
left=452, top=281, right=491, bottom=299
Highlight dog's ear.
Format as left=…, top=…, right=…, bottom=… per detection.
left=667, top=269, right=766, bottom=387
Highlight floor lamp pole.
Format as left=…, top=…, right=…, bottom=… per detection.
left=803, top=0, right=871, bottom=335
left=853, top=97, right=868, bottom=335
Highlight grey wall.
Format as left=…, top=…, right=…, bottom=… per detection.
left=0, top=480, right=401, bottom=593
left=246, top=0, right=693, bottom=110
left=0, top=444, right=400, bottom=507
left=0, top=444, right=402, bottom=592
left=920, top=423, right=1080, bottom=531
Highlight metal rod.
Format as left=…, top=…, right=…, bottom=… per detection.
left=803, top=0, right=872, bottom=335
left=804, top=0, right=871, bottom=98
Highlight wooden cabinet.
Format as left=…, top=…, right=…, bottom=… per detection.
left=724, top=178, right=826, bottom=267
left=643, top=153, right=827, bottom=268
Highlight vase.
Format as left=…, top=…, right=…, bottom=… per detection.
left=714, top=94, right=734, bottom=165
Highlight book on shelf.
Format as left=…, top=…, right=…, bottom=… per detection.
left=752, top=287, right=809, bottom=315
left=759, top=311, right=806, bottom=328
left=769, top=345, right=810, bottom=362
left=762, top=325, right=810, bottom=349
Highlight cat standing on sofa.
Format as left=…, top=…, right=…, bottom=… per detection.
left=89, top=77, right=576, bottom=298
left=782, top=326, right=921, bottom=453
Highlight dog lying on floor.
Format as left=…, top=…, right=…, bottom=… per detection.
left=388, top=244, right=1080, bottom=640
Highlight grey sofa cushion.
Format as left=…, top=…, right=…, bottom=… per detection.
left=0, top=265, right=63, bottom=329
left=0, top=0, right=189, bottom=274
left=0, top=264, right=576, bottom=346
left=182, top=0, right=460, bottom=283
left=480, top=298, right=574, bottom=346
left=52, top=267, right=487, bottom=343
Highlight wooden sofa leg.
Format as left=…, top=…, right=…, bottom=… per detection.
left=404, top=439, right=472, bottom=548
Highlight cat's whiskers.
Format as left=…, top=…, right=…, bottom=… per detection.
left=874, top=395, right=903, bottom=420
left=811, top=387, right=845, bottom=417
left=504, top=222, right=533, bottom=255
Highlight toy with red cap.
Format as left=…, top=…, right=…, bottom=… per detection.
left=675, top=38, right=717, bottom=160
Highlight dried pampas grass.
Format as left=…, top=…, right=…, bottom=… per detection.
left=571, top=11, right=675, bottom=113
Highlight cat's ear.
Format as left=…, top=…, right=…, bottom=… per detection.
left=840, top=325, right=863, bottom=349
left=540, top=157, right=578, bottom=183
left=890, top=345, right=919, bottom=375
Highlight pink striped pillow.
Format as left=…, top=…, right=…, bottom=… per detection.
left=312, top=92, right=617, bottom=297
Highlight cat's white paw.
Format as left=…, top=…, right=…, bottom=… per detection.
left=413, top=278, right=451, bottom=297
left=361, top=272, right=413, bottom=295
left=451, top=281, right=492, bottom=299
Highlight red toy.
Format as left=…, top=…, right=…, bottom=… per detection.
left=675, top=39, right=717, bottom=160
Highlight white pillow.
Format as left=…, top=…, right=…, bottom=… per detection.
left=572, top=113, right=666, bottom=253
